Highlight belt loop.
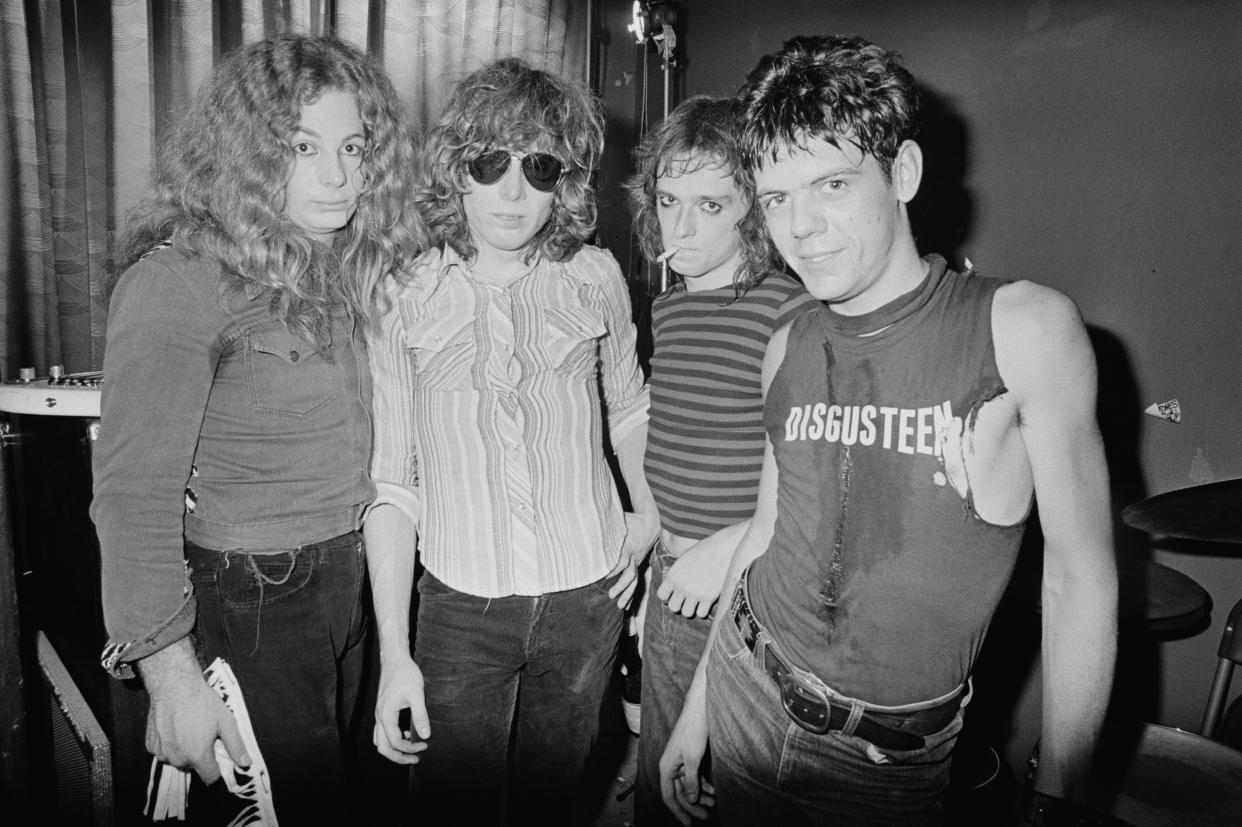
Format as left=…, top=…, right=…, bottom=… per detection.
left=841, top=700, right=866, bottom=737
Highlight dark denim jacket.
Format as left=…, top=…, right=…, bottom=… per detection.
left=92, top=248, right=374, bottom=678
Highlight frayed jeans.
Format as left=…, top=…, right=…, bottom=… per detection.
left=412, top=570, right=623, bottom=826
left=636, top=542, right=716, bottom=826
left=184, top=531, right=369, bottom=826
left=706, top=597, right=968, bottom=826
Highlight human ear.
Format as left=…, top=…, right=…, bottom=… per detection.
left=893, top=140, right=923, bottom=203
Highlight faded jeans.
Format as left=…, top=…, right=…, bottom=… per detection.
left=636, top=542, right=716, bottom=826
left=706, top=602, right=968, bottom=826
left=185, top=531, right=369, bottom=826
left=412, top=570, right=624, bottom=826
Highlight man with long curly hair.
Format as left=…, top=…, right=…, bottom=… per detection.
left=624, top=95, right=818, bottom=826
left=365, top=58, right=658, bottom=824
left=92, top=34, right=421, bottom=824
left=659, top=35, right=1117, bottom=826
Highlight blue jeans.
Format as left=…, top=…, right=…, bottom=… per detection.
left=706, top=594, right=967, bottom=826
left=412, top=570, right=623, bottom=826
left=185, top=531, right=369, bottom=826
left=636, top=542, right=716, bottom=826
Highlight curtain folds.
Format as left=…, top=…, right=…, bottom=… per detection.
left=1, top=0, right=586, bottom=378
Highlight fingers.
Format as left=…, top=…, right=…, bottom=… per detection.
left=605, top=556, right=628, bottom=580
left=660, top=768, right=693, bottom=827
left=373, top=718, right=426, bottom=765
left=666, top=590, right=685, bottom=615
left=608, top=564, right=639, bottom=606
left=613, top=576, right=639, bottom=610
left=375, top=701, right=428, bottom=765
left=215, top=712, right=251, bottom=771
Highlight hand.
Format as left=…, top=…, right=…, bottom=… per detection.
left=658, top=539, right=732, bottom=619
left=373, top=654, right=431, bottom=765
left=659, top=684, right=715, bottom=825
left=608, top=508, right=659, bottom=609
left=139, top=641, right=249, bottom=784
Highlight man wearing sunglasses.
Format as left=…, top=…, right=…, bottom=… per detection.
left=364, top=58, right=658, bottom=825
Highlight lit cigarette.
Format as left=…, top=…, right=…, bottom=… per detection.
left=656, top=246, right=680, bottom=264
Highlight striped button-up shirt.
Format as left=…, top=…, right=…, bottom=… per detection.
left=368, top=244, right=649, bottom=597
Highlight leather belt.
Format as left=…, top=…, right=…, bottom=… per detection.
left=731, top=582, right=960, bottom=752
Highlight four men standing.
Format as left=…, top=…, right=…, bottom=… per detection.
left=94, top=25, right=1118, bottom=827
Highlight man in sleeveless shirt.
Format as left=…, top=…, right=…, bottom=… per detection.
left=658, top=35, right=1118, bottom=826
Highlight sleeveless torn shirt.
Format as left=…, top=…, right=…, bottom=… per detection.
left=750, top=256, right=1028, bottom=705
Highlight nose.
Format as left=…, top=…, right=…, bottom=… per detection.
left=673, top=206, right=695, bottom=239
left=788, top=192, right=824, bottom=240
left=318, top=151, right=347, bottom=188
left=497, top=157, right=526, bottom=201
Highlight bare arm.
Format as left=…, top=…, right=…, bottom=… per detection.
left=363, top=287, right=431, bottom=763
left=658, top=324, right=790, bottom=824
left=363, top=503, right=430, bottom=764
left=995, top=282, right=1117, bottom=801
left=607, top=421, right=661, bottom=608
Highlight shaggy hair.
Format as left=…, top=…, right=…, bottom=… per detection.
left=416, top=57, right=604, bottom=264
left=738, top=34, right=920, bottom=180
left=118, top=34, right=422, bottom=342
left=625, top=95, right=781, bottom=294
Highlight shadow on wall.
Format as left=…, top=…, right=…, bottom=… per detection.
left=963, top=322, right=1215, bottom=812
left=909, top=84, right=973, bottom=271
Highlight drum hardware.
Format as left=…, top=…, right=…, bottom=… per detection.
left=1200, top=597, right=1242, bottom=739
left=1121, top=478, right=1242, bottom=544
left=1009, top=554, right=1210, bottom=632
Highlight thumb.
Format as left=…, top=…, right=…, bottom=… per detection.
left=682, top=758, right=701, bottom=803
left=217, top=712, right=251, bottom=768
left=409, top=695, right=432, bottom=740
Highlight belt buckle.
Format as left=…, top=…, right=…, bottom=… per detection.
left=777, top=671, right=832, bottom=735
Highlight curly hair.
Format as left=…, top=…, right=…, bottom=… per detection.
left=738, top=34, right=920, bottom=180
left=118, top=34, right=423, bottom=342
left=625, top=96, right=781, bottom=295
left=417, top=57, right=603, bottom=264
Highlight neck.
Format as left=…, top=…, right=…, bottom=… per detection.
left=682, top=251, right=742, bottom=293
left=470, top=246, right=532, bottom=285
left=833, top=236, right=925, bottom=317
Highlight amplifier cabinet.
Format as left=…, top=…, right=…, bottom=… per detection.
left=1, top=385, right=151, bottom=826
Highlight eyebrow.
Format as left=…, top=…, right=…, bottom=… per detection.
left=655, top=188, right=737, bottom=202
left=292, top=127, right=366, bottom=142
left=757, top=166, right=861, bottom=198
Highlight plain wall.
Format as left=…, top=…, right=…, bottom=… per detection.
left=600, top=0, right=1242, bottom=802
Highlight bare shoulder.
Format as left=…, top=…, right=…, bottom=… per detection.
left=992, top=280, right=1096, bottom=405
left=993, top=280, right=1086, bottom=345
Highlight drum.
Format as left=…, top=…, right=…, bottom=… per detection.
left=1090, top=723, right=1242, bottom=826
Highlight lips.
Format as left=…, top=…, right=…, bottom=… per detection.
left=798, top=249, right=841, bottom=264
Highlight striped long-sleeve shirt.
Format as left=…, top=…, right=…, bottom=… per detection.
left=368, top=244, right=649, bottom=597
left=644, top=271, right=818, bottom=539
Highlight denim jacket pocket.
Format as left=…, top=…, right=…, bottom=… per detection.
left=246, top=327, right=337, bottom=416
left=406, top=315, right=476, bottom=391
left=543, top=305, right=605, bottom=378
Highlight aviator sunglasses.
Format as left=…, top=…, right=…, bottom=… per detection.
left=467, top=149, right=564, bottom=193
